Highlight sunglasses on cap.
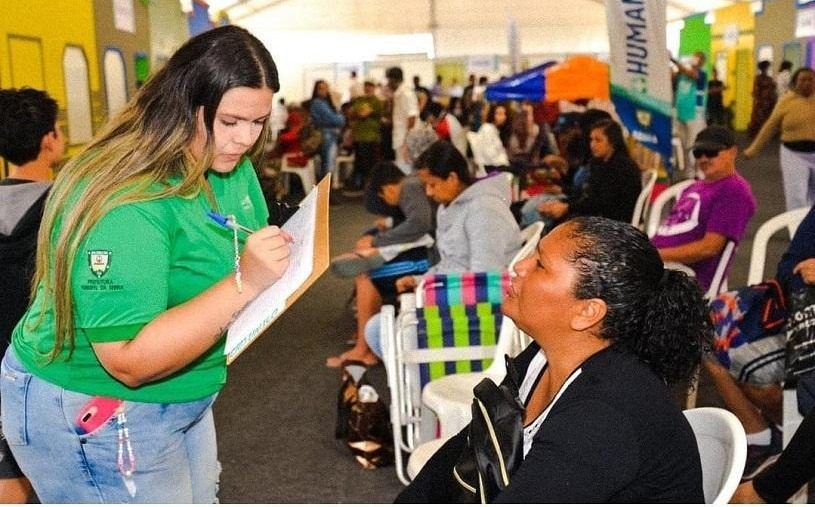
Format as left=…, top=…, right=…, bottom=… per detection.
left=692, top=148, right=721, bottom=159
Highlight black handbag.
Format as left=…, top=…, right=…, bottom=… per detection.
left=335, top=361, right=393, bottom=469
left=785, top=286, right=815, bottom=387
left=453, top=356, right=525, bottom=503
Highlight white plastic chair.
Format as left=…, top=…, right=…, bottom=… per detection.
left=743, top=207, right=809, bottom=456
left=407, top=407, right=749, bottom=498
left=419, top=222, right=543, bottom=440
left=631, top=169, right=657, bottom=230
left=746, top=207, right=809, bottom=285
left=280, top=154, right=317, bottom=195
left=685, top=239, right=736, bottom=409
left=683, top=407, right=747, bottom=504
left=334, top=153, right=354, bottom=184
left=406, top=436, right=448, bottom=480
left=646, top=178, right=695, bottom=238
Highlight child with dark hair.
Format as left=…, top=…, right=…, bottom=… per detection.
left=0, top=87, right=63, bottom=503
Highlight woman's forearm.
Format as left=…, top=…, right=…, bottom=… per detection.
left=92, top=275, right=260, bottom=386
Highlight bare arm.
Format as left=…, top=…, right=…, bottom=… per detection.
left=657, top=232, right=727, bottom=265
left=92, top=226, right=290, bottom=387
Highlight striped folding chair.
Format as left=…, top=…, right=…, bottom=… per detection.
left=415, top=272, right=509, bottom=387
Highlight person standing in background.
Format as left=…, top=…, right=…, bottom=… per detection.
left=448, top=77, right=464, bottom=100
left=348, top=81, right=384, bottom=193
left=777, top=60, right=793, bottom=97
left=747, top=61, right=778, bottom=139
left=386, top=67, right=418, bottom=174
left=308, top=80, right=345, bottom=187
left=745, top=67, right=815, bottom=211
left=672, top=51, right=708, bottom=155
left=0, top=87, right=65, bottom=504
left=706, top=68, right=726, bottom=127
left=430, top=75, right=444, bottom=100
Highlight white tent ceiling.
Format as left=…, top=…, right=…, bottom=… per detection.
left=207, top=0, right=742, bottom=29
left=200, top=0, right=747, bottom=100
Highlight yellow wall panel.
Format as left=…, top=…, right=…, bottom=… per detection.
left=0, top=0, right=100, bottom=140
left=710, top=3, right=754, bottom=131
left=8, top=36, right=44, bottom=89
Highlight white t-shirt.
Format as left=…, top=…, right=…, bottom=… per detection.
left=392, top=82, right=419, bottom=151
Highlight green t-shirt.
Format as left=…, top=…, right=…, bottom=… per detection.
left=351, top=95, right=383, bottom=143
left=12, top=158, right=269, bottom=403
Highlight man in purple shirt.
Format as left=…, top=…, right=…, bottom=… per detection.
left=652, top=126, right=757, bottom=291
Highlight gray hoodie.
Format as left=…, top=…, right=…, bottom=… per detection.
left=431, top=173, right=521, bottom=273
left=0, top=179, right=51, bottom=346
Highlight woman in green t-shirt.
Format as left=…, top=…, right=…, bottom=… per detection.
left=0, top=25, right=291, bottom=503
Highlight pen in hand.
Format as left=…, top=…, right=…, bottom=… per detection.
left=207, top=211, right=294, bottom=243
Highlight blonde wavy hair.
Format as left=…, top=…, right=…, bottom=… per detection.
left=32, top=25, right=279, bottom=361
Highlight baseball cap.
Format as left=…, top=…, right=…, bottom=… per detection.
left=692, top=125, right=736, bottom=152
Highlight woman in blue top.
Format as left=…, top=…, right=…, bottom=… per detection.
left=308, top=80, right=345, bottom=181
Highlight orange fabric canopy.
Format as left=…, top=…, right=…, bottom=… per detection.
left=544, top=55, right=610, bottom=102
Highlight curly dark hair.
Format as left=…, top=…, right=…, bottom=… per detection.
left=0, top=87, right=59, bottom=166
left=564, top=216, right=712, bottom=385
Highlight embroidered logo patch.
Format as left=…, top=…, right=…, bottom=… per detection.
left=88, top=250, right=112, bottom=278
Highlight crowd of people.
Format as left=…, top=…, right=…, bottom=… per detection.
left=1, top=24, right=815, bottom=503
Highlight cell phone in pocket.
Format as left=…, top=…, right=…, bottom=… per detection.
left=76, top=397, right=121, bottom=435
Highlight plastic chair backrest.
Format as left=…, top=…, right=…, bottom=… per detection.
left=280, top=155, right=318, bottom=195
left=705, top=240, right=736, bottom=300
left=646, top=179, right=695, bottom=238
left=631, top=169, right=658, bottom=229
left=683, top=407, right=747, bottom=504
left=746, top=207, right=809, bottom=285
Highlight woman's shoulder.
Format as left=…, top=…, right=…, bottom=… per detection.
left=568, top=347, right=687, bottom=425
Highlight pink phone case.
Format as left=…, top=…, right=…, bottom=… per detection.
left=76, top=397, right=121, bottom=435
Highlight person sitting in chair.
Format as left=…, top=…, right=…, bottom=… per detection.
left=327, top=161, right=434, bottom=367
left=651, top=125, right=756, bottom=292
left=532, top=119, right=642, bottom=228
left=364, top=140, right=522, bottom=358
left=397, top=217, right=709, bottom=503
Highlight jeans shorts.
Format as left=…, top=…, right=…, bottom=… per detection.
left=0, top=348, right=220, bottom=503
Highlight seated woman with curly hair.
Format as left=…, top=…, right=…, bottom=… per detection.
left=397, top=216, right=711, bottom=503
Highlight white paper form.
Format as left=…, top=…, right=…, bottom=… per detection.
left=224, top=188, right=318, bottom=360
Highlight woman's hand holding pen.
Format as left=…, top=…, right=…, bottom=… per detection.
left=239, top=226, right=293, bottom=295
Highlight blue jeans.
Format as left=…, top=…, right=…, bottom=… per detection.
left=520, top=193, right=562, bottom=227
left=365, top=313, right=383, bottom=359
left=0, top=349, right=219, bottom=503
